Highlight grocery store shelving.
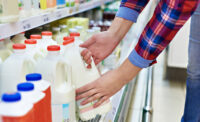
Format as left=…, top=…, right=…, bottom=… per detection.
left=0, top=0, right=113, bottom=40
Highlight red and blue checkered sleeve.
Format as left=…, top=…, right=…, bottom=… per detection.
left=129, top=0, right=199, bottom=68
left=116, top=0, right=150, bottom=22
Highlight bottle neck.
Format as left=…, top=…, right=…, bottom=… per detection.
left=26, top=44, right=36, bottom=51
left=13, top=49, right=26, bottom=54
left=47, top=51, right=60, bottom=57
left=42, top=36, right=52, bottom=39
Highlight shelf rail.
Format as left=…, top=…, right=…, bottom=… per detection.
left=142, top=67, right=153, bottom=122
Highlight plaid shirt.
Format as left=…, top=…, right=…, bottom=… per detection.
left=116, top=0, right=199, bottom=68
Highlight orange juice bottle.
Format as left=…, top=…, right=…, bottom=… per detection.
left=47, top=0, right=57, bottom=11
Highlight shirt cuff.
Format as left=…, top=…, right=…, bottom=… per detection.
left=128, top=50, right=154, bottom=68
left=116, top=7, right=139, bottom=23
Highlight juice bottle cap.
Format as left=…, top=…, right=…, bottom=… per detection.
left=24, top=39, right=37, bottom=44
left=63, top=36, right=74, bottom=41
left=2, top=93, right=21, bottom=102
left=13, top=44, right=26, bottom=50
left=63, top=39, right=74, bottom=45
left=47, top=45, right=60, bottom=51
left=70, top=32, right=80, bottom=37
left=30, top=35, right=42, bottom=39
left=26, top=73, right=42, bottom=81
left=42, top=31, right=52, bottom=36
left=17, top=83, right=34, bottom=91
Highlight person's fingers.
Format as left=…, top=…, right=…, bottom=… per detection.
left=76, top=82, right=94, bottom=94
left=79, top=36, right=96, bottom=48
left=76, top=89, right=98, bottom=100
left=81, top=93, right=102, bottom=105
left=94, top=58, right=101, bottom=65
left=87, top=64, right=91, bottom=69
left=83, top=52, right=92, bottom=64
left=80, top=49, right=89, bottom=57
left=93, top=96, right=108, bottom=108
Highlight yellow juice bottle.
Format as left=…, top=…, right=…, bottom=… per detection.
left=40, top=0, right=47, bottom=10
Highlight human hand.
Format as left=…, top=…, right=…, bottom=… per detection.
left=76, top=69, right=125, bottom=108
left=80, top=31, right=120, bottom=65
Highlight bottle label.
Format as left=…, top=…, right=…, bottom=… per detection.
left=52, top=103, right=70, bottom=122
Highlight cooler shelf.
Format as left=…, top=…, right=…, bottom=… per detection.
left=0, top=0, right=113, bottom=40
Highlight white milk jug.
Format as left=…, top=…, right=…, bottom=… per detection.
left=12, top=32, right=27, bottom=44
left=52, top=27, right=63, bottom=45
left=25, top=39, right=45, bottom=62
left=0, top=39, right=12, bottom=62
left=4, top=37, right=14, bottom=52
left=70, top=32, right=83, bottom=46
left=0, top=92, right=34, bottom=122
left=35, top=45, right=76, bottom=122
left=63, top=40, right=112, bottom=121
left=0, top=44, right=35, bottom=95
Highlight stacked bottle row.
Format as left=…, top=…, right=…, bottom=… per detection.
left=0, top=28, right=111, bottom=121
left=0, top=0, right=92, bottom=23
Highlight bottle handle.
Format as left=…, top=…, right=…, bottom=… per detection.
left=79, top=47, right=96, bottom=70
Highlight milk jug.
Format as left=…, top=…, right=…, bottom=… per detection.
left=92, top=27, right=101, bottom=34
left=52, top=27, right=62, bottom=45
left=70, top=32, right=82, bottom=46
left=12, top=32, right=27, bottom=44
left=4, top=37, right=14, bottom=51
left=35, top=45, right=76, bottom=122
left=30, top=34, right=45, bottom=54
left=0, top=44, right=35, bottom=95
left=0, top=39, right=12, bottom=61
left=17, top=83, right=47, bottom=122
left=0, top=92, right=34, bottom=122
left=0, top=0, right=19, bottom=23
left=24, top=39, right=44, bottom=62
left=75, top=26, right=86, bottom=41
left=42, top=31, right=57, bottom=45
left=63, top=42, right=112, bottom=121
left=85, top=29, right=95, bottom=41
left=26, top=73, right=52, bottom=122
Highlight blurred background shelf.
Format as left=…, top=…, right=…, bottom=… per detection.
left=0, top=0, right=113, bottom=40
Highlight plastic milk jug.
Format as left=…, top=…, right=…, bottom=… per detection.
left=0, top=92, right=34, bottom=122
left=0, top=44, right=35, bottom=95
left=0, top=0, right=19, bottom=23
left=63, top=42, right=112, bottom=121
left=70, top=32, right=83, bottom=46
left=4, top=37, right=14, bottom=52
left=42, top=31, right=57, bottom=45
left=52, top=27, right=63, bottom=45
left=24, top=39, right=44, bottom=62
left=26, top=73, right=52, bottom=122
left=35, top=45, right=76, bottom=122
left=0, top=39, right=12, bottom=62
left=17, top=83, right=47, bottom=122
left=30, top=34, right=46, bottom=54
left=12, top=32, right=27, bottom=44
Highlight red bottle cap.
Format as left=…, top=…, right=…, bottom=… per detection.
left=63, top=36, right=74, bottom=41
left=47, top=45, right=60, bottom=51
left=13, top=44, right=26, bottom=50
left=70, top=32, right=80, bottom=37
left=24, top=39, right=37, bottom=44
left=63, top=39, right=74, bottom=45
left=42, top=31, right=52, bottom=36
left=30, top=35, right=42, bottom=39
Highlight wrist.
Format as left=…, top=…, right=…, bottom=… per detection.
left=108, top=17, right=133, bottom=42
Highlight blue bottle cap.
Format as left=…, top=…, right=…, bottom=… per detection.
left=17, top=83, right=34, bottom=91
left=26, top=73, right=42, bottom=81
left=2, top=92, right=21, bottom=102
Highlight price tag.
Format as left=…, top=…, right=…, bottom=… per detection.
left=43, top=15, right=50, bottom=23
left=22, top=20, right=31, bottom=30
left=56, top=11, right=62, bottom=19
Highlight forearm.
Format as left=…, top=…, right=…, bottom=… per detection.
left=116, top=58, right=142, bottom=85
left=108, top=17, right=134, bottom=43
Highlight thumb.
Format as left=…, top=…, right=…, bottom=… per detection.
left=80, top=36, right=95, bottom=48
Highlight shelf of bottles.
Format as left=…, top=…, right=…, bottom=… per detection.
left=0, top=0, right=113, bottom=40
